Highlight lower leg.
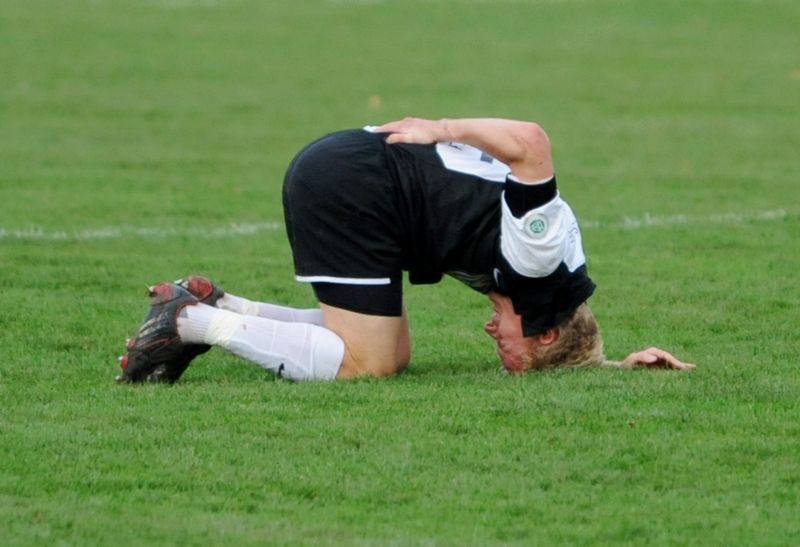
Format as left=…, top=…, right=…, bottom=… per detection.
left=177, top=304, right=343, bottom=381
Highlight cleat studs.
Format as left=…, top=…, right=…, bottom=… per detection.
left=118, top=355, right=124, bottom=362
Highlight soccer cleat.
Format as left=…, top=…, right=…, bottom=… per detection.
left=116, top=283, right=210, bottom=384
left=175, top=276, right=225, bottom=307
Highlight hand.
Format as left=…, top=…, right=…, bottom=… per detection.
left=621, top=347, right=696, bottom=371
left=374, top=117, right=448, bottom=145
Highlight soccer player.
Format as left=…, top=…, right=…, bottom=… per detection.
left=117, top=117, right=695, bottom=383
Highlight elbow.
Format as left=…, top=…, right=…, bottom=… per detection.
left=510, top=122, right=553, bottom=180
left=518, top=122, right=551, bottom=157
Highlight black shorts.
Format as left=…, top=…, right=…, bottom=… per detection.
left=282, top=130, right=404, bottom=316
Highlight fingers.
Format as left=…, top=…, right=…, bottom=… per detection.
left=383, top=131, right=428, bottom=145
left=621, top=350, right=654, bottom=368
left=374, top=117, right=418, bottom=134
left=669, top=358, right=696, bottom=370
left=374, top=120, right=405, bottom=133
left=621, top=348, right=697, bottom=371
left=374, top=117, right=438, bottom=145
left=645, top=347, right=697, bottom=370
left=385, top=133, right=414, bottom=145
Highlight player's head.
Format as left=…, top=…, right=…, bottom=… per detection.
left=485, top=293, right=604, bottom=372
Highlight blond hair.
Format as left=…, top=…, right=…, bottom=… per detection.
left=526, top=303, right=606, bottom=370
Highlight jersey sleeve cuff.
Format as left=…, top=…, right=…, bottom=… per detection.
left=504, top=175, right=557, bottom=218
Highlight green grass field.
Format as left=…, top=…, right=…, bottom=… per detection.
left=2, top=0, right=799, bottom=544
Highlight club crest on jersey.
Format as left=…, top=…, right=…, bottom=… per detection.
left=524, top=213, right=549, bottom=238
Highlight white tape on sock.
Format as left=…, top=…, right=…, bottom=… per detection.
left=206, top=310, right=244, bottom=346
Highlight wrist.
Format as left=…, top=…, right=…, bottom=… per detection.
left=439, top=118, right=456, bottom=142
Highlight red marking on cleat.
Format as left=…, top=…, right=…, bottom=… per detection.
left=148, top=283, right=173, bottom=299
left=119, top=355, right=129, bottom=369
left=187, top=278, right=213, bottom=301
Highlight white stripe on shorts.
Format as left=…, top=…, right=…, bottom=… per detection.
left=295, top=275, right=391, bottom=285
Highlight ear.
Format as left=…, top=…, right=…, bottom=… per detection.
left=537, top=327, right=559, bottom=346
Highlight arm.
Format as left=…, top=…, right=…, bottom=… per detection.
left=374, top=117, right=554, bottom=182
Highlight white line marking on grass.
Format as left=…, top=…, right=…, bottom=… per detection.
left=580, top=209, right=790, bottom=230
left=0, top=222, right=283, bottom=241
left=0, top=210, right=791, bottom=242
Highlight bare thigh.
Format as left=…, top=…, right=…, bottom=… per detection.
left=320, top=303, right=411, bottom=379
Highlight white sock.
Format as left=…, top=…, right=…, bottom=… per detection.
left=216, top=294, right=324, bottom=325
left=178, top=304, right=344, bottom=381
